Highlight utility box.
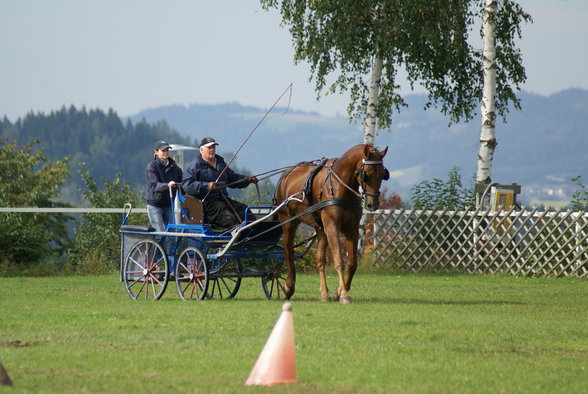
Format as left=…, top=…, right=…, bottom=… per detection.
left=490, top=186, right=516, bottom=211
left=475, top=183, right=521, bottom=237
left=475, top=183, right=521, bottom=211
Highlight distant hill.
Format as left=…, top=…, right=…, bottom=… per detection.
left=2, top=91, right=585, bottom=207
left=131, top=89, right=588, bottom=205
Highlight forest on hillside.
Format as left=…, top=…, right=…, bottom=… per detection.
left=0, top=106, right=193, bottom=204
left=0, top=106, right=264, bottom=205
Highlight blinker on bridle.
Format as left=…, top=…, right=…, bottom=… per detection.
left=355, top=159, right=389, bottom=198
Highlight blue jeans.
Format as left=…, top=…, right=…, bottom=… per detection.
left=147, top=205, right=173, bottom=255
left=147, top=205, right=172, bottom=232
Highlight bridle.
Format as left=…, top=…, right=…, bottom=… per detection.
left=355, top=159, right=388, bottom=198
left=327, top=158, right=388, bottom=200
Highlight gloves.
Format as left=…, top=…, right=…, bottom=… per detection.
left=247, top=176, right=259, bottom=184
left=209, top=181, right=226, bottom=190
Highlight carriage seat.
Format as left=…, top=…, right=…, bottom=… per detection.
left=180, top=194, right=204, bottom=225
left=120, top=224, right=155, bottom=232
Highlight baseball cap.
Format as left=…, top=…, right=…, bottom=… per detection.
left=153, top=140, right=172, bottom=151
left=200, top=137, right=219, bottom=148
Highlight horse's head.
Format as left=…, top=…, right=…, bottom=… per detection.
left=356, top=145, right=389, bottom=211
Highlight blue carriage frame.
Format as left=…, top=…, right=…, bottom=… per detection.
left=119, top=189, right=311, bottom=301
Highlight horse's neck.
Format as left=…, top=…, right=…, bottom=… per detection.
left=330, top=153, right=360, bottom=194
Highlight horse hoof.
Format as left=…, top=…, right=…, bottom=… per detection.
left=333, top=289, right=340, bottom=301
left=284, top=286, right=295, bottom=300
left=339, top=296, right=352, bottom=304
left=320, top=295, right=331, bottom=302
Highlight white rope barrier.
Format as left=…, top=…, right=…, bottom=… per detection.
left=0, top=207, right=147, bottom=213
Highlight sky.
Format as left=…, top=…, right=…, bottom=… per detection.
left=1, top=0, right=587, bottom=122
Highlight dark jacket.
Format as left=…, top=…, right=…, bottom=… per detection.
left=145, top=157, right=183, bottom=208
left=182, top=154, right=249, bottom=200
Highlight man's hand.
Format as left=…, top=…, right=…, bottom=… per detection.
left=167, top=181, right=176, bottom=188
left=208, top=181, right=226, bottom=190
left=247, top=176, right=258, bottom=184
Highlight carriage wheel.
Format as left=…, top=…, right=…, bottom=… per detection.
left=261, top=258, right=288, bottom=300
left=123, top=240, right=169, bottom=300
left=206, top=257, right=242, bottom=300
left=175, top=247, right=209, bottom=301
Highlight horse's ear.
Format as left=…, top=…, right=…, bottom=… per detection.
left=363, top=144, right=371, bottom=159
left=379, top=146, right=388, bottom=158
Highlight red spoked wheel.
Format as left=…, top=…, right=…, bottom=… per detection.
left=175, top=247, right=209, bottom=301
left=123, top=240, right=169, bottom=300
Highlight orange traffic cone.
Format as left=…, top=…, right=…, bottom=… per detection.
left=0, top=362, right=13, bottom=386
left=245, top=302, right=297, bottom=386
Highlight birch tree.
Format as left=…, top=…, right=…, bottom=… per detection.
left=261, top=0, right=531, bottom=142
left=477, top=0, right=528, bottom=190
left=476, top=0, right=498, bottom=206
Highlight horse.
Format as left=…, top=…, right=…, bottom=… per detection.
left=274, top=144, right=389, bottom=303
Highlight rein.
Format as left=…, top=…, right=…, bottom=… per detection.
left=231, top=197, right=362, bottom=247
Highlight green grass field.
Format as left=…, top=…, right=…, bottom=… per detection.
left=1, top=272, right=586, bottom=393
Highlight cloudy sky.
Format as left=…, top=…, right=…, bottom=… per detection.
left=1, top=0, right=587, bottom=121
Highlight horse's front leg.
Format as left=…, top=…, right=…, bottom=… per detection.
left=344, top=232, right=359, bottom=292
left=315, top=231, right=330, bottom=302
left=324, top=224, right=351, bottom=304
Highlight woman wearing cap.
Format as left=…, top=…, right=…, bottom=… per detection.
left=182, top=137, right=258, bottom=230
left=145, top=140, right=183, bottom=232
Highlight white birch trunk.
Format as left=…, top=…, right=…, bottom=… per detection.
left=359, top=52, right=383, bottom=254
left=363, top=53, right=383, bottom=145
left=476, top=0, right=498, bottom=207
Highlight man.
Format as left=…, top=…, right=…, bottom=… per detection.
left=182, top=137, right=258, bottom=230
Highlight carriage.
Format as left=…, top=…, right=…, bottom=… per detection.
left=120, top=144, right=389, bottom=303
left=119, top=189, right=314, bottom=301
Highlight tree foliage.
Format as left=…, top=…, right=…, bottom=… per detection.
left=71, top=168, right=146, bottom=273
left=261, top=0, right=531, bottom=128
left=410, top=166, right=475, bottom=209
left=0, top=139, right=72, bottom=267
left=570, top=176, right=588, bottom=211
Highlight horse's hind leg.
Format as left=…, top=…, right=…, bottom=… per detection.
left=281, top=219, right=298, bottom=299
left=315, top=231, right=330, bottom=302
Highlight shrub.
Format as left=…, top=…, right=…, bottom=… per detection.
left=410, top=166, right=475, bottom=209
left=0, top=139, right=73, bottom=273
left=70, top=167, right=145, bottom=273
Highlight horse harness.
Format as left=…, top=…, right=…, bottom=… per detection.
left=314, top=157, right=387, bottom=200
left=299, top=156, right=386, bottom=228
left=239, top=156, right=385, bottom=245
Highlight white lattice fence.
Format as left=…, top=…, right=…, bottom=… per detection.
left=367, top=208, right=587, bottom=277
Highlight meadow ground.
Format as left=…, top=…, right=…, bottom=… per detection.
left=0, top=272, right=586, bottom=393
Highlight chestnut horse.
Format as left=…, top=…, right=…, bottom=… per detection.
left=274, top=144, right=389, bottom=303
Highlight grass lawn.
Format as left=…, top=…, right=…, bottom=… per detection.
left=1, top=272, right=586, bottom=393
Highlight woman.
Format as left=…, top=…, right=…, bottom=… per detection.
left=145, top=140, right=183, bottom=231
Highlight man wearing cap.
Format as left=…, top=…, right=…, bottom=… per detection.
left=182, top=137, right=258, bottom=230
left=145, top=140, right=183, bottom=232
